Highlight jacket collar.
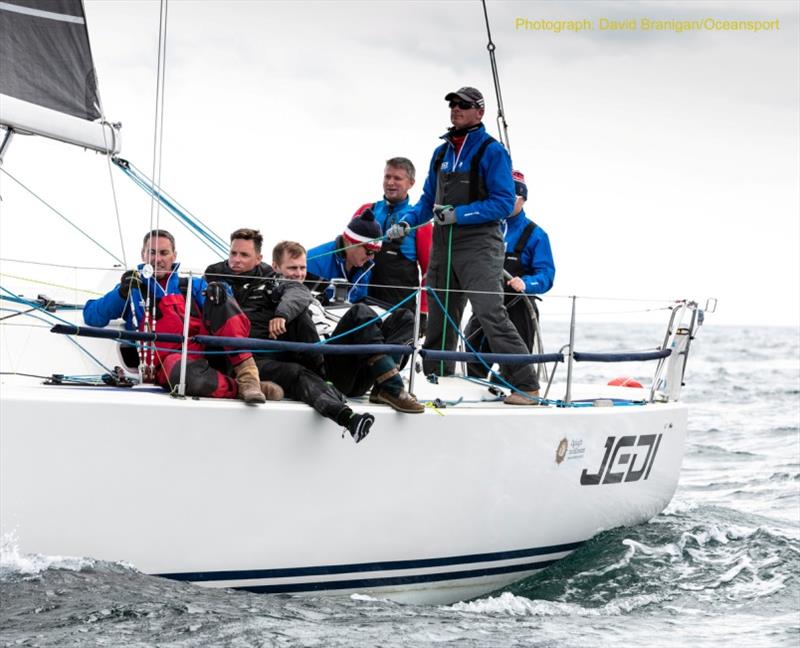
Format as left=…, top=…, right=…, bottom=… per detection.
left=440, top=122, right=485, bottom=142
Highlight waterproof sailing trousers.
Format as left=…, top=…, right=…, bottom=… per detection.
left=256, top=357, right=348, bottom=421
left=324, top=303, right=414, bottom=397
left=464, top=294, right=537, bottom=379
left=422, top=223, right=539, bottom=391
left=156, top=297, right=252, bottom=399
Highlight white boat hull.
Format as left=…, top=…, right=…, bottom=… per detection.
left=1, top=375, right=686, bottom=604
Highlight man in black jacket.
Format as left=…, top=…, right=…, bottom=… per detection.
left=205, top=228, right=373, bottom=443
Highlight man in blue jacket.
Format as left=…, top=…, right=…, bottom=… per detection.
left=83, top=229, right=282, bottom=404
left=465, top=170, right=555, bottom=378
left=386, top=87, right=540, bottom=404
left=352, top=157, right=432, bottom=325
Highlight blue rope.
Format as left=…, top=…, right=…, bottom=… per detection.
left=425, top=287, right=549, bottom=405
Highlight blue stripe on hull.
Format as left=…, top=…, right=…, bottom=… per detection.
left=235, top=556, right=564, bottom=594
left=156, top=540, right=585, bottom=592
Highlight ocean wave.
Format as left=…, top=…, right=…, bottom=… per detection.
left=445, top=590, right=662, bottom=618
left=0, top=533, right=96, bottom=581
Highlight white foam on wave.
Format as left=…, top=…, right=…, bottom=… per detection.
left=661, top=498, right=699, bottom=516
left=0, top=531, right=94, bottom=579
left=447, top=592, right=595, bottom=617
left=445, top=591, right=662, bottom=618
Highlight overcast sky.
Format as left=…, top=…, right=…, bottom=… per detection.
left=0, top=0, right=797, bottom=327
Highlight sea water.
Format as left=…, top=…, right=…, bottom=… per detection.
left=1, top=323, right=798, bottom=647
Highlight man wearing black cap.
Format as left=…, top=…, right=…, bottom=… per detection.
left=386, top=86, right=541, bottom=404
left=464, top=170, right=555, bottom=379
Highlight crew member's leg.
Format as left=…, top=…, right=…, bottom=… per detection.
left=463, top=313, right=490, bottom=379
left=202, top=297, right=280, bottom=403
left=451, top=227, right=539, bottom=396
left=422, top=227, right=467, bottom=376
left=257, top=357, right=373, bottom=442
left=325, top=303, right=423, bottom=413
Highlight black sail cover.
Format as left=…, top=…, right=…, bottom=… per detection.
left=0, top=0, right=101, bottom=121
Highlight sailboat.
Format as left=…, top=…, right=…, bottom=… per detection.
left=0, top=0, right=707, bottom=604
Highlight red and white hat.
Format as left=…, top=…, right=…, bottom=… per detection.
left=343, top=208, right=383, bottom=252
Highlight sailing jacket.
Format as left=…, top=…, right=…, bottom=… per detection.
left=404, top=123, right=516, bottom=228
left=353, top=198, right=432, bottom=313
left=204, top=261, right=313, bottom=340
left=83, top=263, right=207, bottom=330
left=503, top=210, right=555, bottom=295
left=305, top=237, right=374, bottom=304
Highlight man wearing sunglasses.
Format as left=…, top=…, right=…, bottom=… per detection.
left=386, top=86, right=541, bottom=405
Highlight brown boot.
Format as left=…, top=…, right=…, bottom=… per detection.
left=260, top=381, right=284, bottom=401
left=370, top=388, right=425, bottom=414
left=504, top=389, right=542, bottom=406
left=234, top=357, right=267, bottom=404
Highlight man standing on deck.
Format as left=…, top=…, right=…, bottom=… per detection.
left=464, top=170, right=555, bottom=379
left=385, top=86, right=540, bottom=404
left=351, top=157, right=432, bottom=334
left=205, top=229, right=374, bottom=443
left=83, top=229, right=283, bottom=405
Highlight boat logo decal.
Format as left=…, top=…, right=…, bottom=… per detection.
left=555, top=438, right=568, bottom=464
left=580, top=433, right=662, bottom=485
left=556, top=438, right=585, bottom=465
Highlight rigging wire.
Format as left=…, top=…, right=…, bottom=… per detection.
left=481, top=0, right=511, bottom=152
left=82, top=0, right=127, bottom=268
left=142, top=0, right=170, bottom=378
left=0, top=167, right=124, bottom=265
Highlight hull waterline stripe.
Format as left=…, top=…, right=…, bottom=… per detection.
left=235, top=557, right=563, bottom=594
left=157, top=540, right=585, bottom=583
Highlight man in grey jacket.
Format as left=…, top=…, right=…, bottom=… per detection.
left=205, top=228, right=374, bottom=443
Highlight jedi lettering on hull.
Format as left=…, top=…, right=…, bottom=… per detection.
left=580, top=434, right=662, bottom=485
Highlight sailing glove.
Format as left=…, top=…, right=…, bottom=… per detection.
left=386, top=221, right=410, bottom=241
left=118, top=270, right=142, bottom=299
left=433, top=204, right=456, bottom=226
left=204, top=281, right=228, bottom=305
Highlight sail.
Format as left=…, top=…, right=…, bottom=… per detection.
left=0, top=0, right=120, bottom=154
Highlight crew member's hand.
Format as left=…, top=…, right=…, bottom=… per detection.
left=433, top=204, right=456, bottom=226
left=268, top=317, right=287, bottom=339
left=204, top=281, right=228, bottom=305
left=386, top=221, right=410, bottom=241
left=507, top=276, right=525, bottom=293
left=118, top=270, right=142, bottom=300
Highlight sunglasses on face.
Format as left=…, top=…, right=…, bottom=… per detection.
left=449, top=100, right=477, bottom=110
left=365, top=249, right=376, bottom=257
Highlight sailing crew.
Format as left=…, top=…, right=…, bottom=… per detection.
left=351, top=157, right=432, bottom=334
left=385, top=86, right=541, bottom=405
left=205, top=229, right=373, bottom=443
left=83, top=229, right=282, bottom=404
left=281, top=222, right=424, bottom=414
left=465, top=170, right=556, bottom=378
